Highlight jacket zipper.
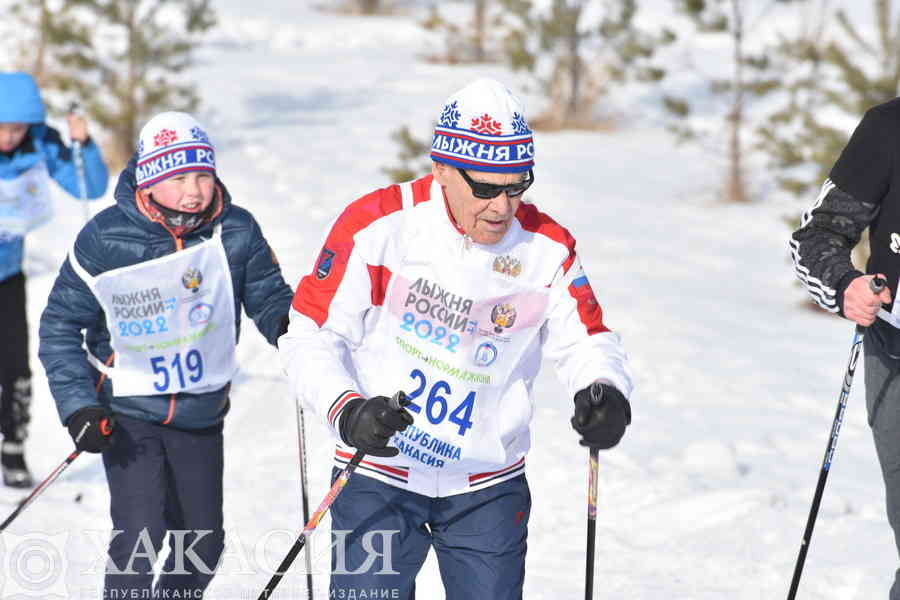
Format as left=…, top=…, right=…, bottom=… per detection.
left=162, top=231, right=183, bottom=424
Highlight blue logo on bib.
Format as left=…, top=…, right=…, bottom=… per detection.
left=474, top=342, right=498, bottom=367
left=189, top=302, right=214, bottom=325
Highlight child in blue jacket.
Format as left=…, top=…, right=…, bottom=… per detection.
left=1, top=72, right=108, bottom=487
left=39, top=111, right=292, bottom=598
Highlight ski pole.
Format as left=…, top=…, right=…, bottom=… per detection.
left=0, top=407, right=112, bottom=533
left=585, top=446, right=600, bottom=600
left=294, top=400, right=314, bottom=600
left=0, top=450, right=81, bottom=533
left=786, top=276, right=886, bottom=599
left=258, top=391, right=409, bottom=600
left=68, top=102, right=90, bottom=224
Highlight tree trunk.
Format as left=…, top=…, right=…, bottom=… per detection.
left=473, top=0, right=487, bottom=62
left=726, top=0, right=748, bottom=202
left=122, top=2, right=138, bottom=163
left=34, top=0, right=48, bottom=85
left=798, top=0, right=830, bottom=116
left=359, top=0, right=379, bottom=14
left=567, top=2, right=582, bottom=119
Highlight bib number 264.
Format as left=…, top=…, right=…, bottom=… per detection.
left=150, top=350, right=204, bottom=392
left=407, top=369, right=475, bottom=436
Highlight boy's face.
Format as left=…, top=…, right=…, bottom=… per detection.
left=143, top=171, right=215, bottom=213
left=0, top=123, right=29, bottom=153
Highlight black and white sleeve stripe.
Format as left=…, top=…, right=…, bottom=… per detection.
left=789, top=179, right=878, bottom=314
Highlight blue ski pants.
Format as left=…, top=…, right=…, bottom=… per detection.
left=102, top=415, right=225, bottom=598
left=329, top=470, right=531, bottom=600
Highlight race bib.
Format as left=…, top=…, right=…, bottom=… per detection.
left=72, top=225, right=238, bottom=396
left=0, top=161, right=53, bottom=238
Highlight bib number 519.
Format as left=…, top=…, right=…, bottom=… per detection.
left=150, top=350, right=204, bottom=392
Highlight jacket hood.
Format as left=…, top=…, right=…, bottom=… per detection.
left=114, top=154, right=232, bottom=237
left=0, top=124, right=47, bottom=177
left=0, top=73, right=46, bottom=123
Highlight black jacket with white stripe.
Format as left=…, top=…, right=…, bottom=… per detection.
left=791, top=98, right=900, bottom=320
left=790, top=180, right=878, bottom=315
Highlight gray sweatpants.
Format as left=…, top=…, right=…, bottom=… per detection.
left=864, top=323, right=900, bottom=600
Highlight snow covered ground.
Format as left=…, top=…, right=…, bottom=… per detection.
left=1, top=1, right=894, bottom=598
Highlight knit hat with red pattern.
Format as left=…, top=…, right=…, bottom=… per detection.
left=135, top=112, right=215, bottom=189
left=430, top=78, right=534, bottom=173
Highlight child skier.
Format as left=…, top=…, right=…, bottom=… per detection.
left=39, top=111, right=293, bottom=597
left=1, top=71, right=108, bottom=487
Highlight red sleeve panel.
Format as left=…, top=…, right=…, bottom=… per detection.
left=410, top=174, right=435, bottom=206
left=516, top=203, right=608, bottom=336
left=292, top=184, right=404, bottom=327
left=568, top=276, right=609, bottom=335
left=515, top=203, right=577, bottom=275
left=368, top=265, right=393, bottom=307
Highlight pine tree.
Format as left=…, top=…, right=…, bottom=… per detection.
left=759, top=0, right=900, bottom=199
left=499, top=0, right=673, bottom=129
left=541, top=0, right=593, bottom=121
left=55, top=0, right=216, bottom=168
left=328, top=0, right=390, bottom=15
left=662, top=0, right=788, bottom=203
left=421, top=0, right=498, bottom=64
left=381, top=125, right=432, bottom=183
left=359, top=0, right=381, bottom=13
left=473, top=0, right=488, bottom=62
left=8, top=0, right=94, bottom=114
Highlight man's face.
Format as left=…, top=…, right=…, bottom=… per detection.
left=143, top=171, right=215, bottom=213
left=432, top=163, right=529, bottom=245
left=0, top=123, right=29, bottom=153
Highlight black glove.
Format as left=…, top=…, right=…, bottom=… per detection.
left=339, top=394, right=414, bottom=457
left=571, top=382, right=631, bottom=449
left=67, top=406, right=116, bottom=453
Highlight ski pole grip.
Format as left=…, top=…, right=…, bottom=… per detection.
left=588, top=381, right=606, bottom=407
left=871, top=277, right=887, bottom=294
left=389, top=391, right=410, bottom=411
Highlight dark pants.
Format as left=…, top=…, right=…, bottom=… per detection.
left=865, top=322, right=900, bottom=600
left=102, top=415, right=225, bottom=598
left=330, top=471, right=531, bottom=600
left=0, top=272, right=31, bottom=442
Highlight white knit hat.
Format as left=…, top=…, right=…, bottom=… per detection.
left=430, top=78, right=534, bottom=173
left=135, top=112, right=215, bottom=188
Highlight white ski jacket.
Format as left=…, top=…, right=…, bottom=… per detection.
left=279, top=174, right=633, bottom=497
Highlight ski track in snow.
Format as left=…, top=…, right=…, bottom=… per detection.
left=1, top=1, right=894, bottom=598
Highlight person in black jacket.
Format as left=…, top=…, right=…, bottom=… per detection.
left=38, top=111, right=293, bottom=598
left=790, top=98, right=900, bottom=599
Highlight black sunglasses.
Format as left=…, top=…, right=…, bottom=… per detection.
left=457, top=168, right=534, bottom=200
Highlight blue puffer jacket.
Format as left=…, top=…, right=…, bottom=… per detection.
left=38, top=157, right=293, bottom=429
left=0, top=72, right=108, bottom=282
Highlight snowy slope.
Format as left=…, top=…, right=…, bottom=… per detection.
left=0, top=1, right=894, bottom=599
